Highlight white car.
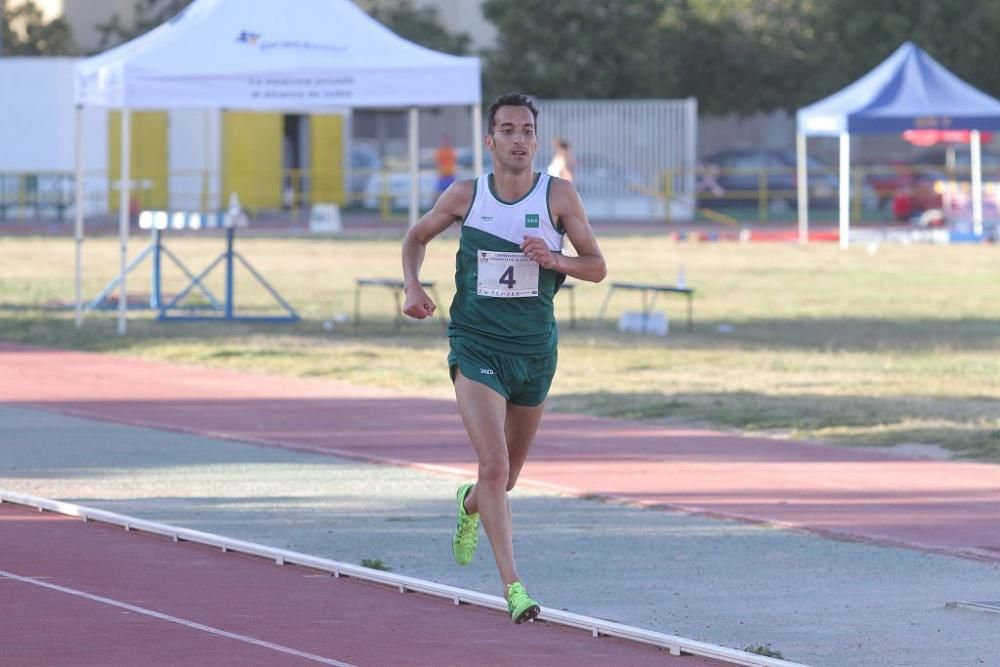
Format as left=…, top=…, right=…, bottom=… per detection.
left=362, top=169, right=440, bottom=210
left=361, top=148, right=490, bottom=211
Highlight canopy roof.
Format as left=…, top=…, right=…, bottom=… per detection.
left=75, top=0, right=480, bottom=109
left=798, top=42, right=1000, bottom=136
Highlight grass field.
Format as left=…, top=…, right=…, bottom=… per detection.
left=1, top=231, right=998, bottom=460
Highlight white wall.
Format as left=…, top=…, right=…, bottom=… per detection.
left=0, top=57, right=105, bottom=173
left=167, top=108, right=220, bottom=211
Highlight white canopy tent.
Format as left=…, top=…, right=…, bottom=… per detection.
left=73, top=0, right=482, bottom=333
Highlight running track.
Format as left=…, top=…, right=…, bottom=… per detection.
left=2, top=343, right=998, bottom=562
left=0, top=501, right=717, bottom=666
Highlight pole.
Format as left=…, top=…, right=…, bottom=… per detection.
left=201, top=108, right=211, bottom=213
left=74, top=105, right=85, bottom=327
left=408, top=106, right=419, bottom=228
left=472, top=103, right=483, bottom=176
left=796, top=132, right=809, bottom=245
left=118, top=108, right=131, bottom=335
left=225, top=227, right=234, bottom=319
left=971, top=129, right=983, bottom=237
left=838, top=132, right=850, bottom=249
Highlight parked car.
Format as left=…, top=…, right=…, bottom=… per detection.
left=699, top=148, right=877, bottom=213
left=348, top=145, right=381, bottom=203
left=361, top=148, right=491, bottom=210
left=572, top=152, right=645, bottom=199
left=872, top=148, right=1000, bottom=221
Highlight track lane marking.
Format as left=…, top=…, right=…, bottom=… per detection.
left=0, top=568, right=357, bottom=667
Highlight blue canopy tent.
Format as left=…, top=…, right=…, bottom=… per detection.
left=796, top=41, right=1000, bottom=246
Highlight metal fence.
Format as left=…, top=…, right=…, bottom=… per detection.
left=536, top=99, right=698, bottom=220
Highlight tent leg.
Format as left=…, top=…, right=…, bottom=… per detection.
left=472, top=103, right=483, bottom=176
left=971, top=129, right=983, bottom=237
left=408, top=107, right=419, bottom=228
left=118, top=108, right=131, bottom=335
left=838, top=132, right=850, bottom=249
left=796, top=132, right=809, bottom=245
left=74, top=105, right=85, bottom=328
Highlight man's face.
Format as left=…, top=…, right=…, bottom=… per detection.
left=486, top=105, right=537, bottom=173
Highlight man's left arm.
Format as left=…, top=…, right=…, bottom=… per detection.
left=520, top=178, right=607, bottom=283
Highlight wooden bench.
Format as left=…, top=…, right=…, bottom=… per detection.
left=595, top=281, right=694, bottom=331
left=354, top=278, right=444, bottom=329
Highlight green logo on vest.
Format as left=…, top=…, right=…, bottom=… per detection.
left=525, top=213, right=539, bottom=228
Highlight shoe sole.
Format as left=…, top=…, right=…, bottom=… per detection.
left=513, top=603, right=540, bottom=624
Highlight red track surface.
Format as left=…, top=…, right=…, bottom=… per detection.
left=0, top=502, right=720, bottom=666
left=2, top=343, right=999, bottom=562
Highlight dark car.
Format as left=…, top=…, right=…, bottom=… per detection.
left=698, top=148, right=876, bottom=213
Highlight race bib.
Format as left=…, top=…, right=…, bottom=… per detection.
left=477, top=250, right=540, bottom=298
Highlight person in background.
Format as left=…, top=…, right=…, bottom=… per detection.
left=436, top=134, right=457, bottom=199
left=546, top=137, right=575, bottom=182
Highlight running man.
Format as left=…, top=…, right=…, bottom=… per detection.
left=401, top=93, right=607, bottom=623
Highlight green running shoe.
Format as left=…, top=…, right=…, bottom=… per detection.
left=506, top=582, right=541, bottom=624
left=452, top=483, right=479, bottom=565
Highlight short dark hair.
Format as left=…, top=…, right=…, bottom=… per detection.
left=487, top=93, right=538, bottom=134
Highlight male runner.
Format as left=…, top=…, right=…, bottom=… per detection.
left=401, top=93, right=606, bottom=623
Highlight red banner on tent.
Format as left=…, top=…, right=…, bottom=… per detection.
left=902, top=129, right=994, bottom=146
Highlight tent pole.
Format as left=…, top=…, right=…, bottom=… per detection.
left=408, top=106, right=419, bottom=228
left=472, top=103, right=483, bottom=176
left=796, top=132, right=808, bottom=245
left=838, top=132, right=850, bottom=249
left=74, top=105, right=85, bottom=328
left=202, top=108, right=211, bottom=213
left=118, top=108, right=131, bottom=335
left=971, top=129, right=983, bottom=237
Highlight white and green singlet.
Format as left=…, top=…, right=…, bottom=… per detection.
left=448, top=172, right=566, bottom=355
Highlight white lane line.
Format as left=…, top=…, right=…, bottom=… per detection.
left=0, top=569, right=357, bottom=667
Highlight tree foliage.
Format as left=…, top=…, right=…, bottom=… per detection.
left=481, top=0, right=1000, bottom=114
left=1, top=0, right=77, bottom=55
left=367, top=0, right=471, bottom=55
left=93, top=0, right=194, bottom=52
left=11, top=0, right=1000, bottom=117
left=482, top=0, right=669, bottom=100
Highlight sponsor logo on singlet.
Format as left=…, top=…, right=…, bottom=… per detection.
left=524, top=213, right=539, bottom=228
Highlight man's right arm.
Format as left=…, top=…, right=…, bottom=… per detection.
left=401, top=180, right=473, bottom=319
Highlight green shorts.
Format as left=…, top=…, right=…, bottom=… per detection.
left=448, top=336, right=557, bottom=407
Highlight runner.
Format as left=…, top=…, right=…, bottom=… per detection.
left=401, top=93, right=607, bottom=623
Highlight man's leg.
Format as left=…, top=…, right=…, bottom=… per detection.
left=504, top=402, right=546, bottom=492
left=453, top=370, right=520, bottom=587
left=466, top=402, right=545, bottom=545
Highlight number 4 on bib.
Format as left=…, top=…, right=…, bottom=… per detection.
left=499, top=266, right=516, bottom=288
left=477, top=250, right=539, bottom=298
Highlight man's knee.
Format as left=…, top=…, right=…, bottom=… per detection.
left=478, top=458, right=510, bottom=486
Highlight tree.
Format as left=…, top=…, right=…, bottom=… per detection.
left=478, top=0, right=1000, bottom=114
left=366, top=0, right=471, bottom=55
left=93, top=0, right=194, bottom=52
left=1, top=0, right=77, bottom=55
left=658, top=0, right=824, bottom=114
left=805, top=0, right=1000, bottom=103
left=482, top=0, right=669, bottom=100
